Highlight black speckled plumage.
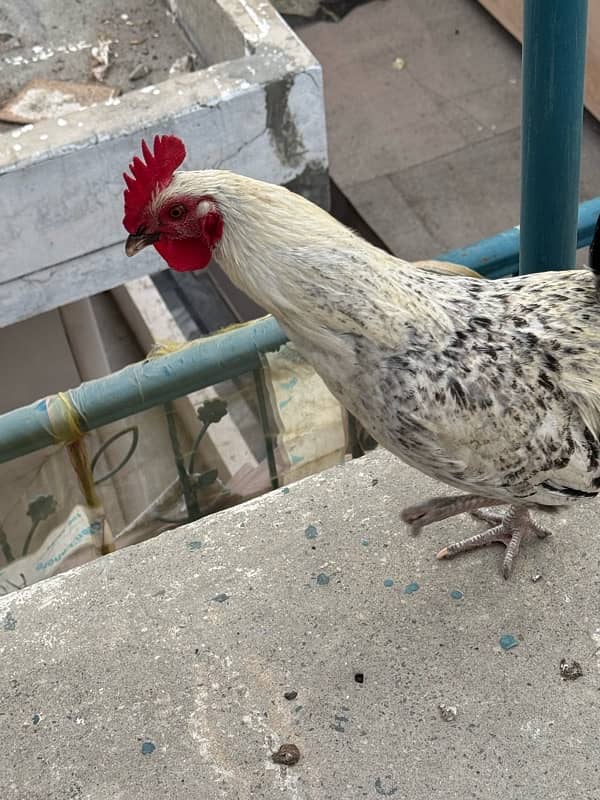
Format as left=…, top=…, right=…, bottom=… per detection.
left=305, top=268, right=600, bottom=511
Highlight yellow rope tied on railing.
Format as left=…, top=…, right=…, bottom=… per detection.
left=47, top=392, right=114, bottom=555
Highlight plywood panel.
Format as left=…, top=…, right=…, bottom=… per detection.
left=477, top=0, right=600, bottom=122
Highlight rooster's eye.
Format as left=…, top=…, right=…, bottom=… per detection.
left=169, top=204, right=186, bottom=220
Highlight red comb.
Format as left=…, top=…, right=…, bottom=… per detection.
left=122, top=134, right=187, bottom=233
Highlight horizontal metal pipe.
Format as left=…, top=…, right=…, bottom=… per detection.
left=2, top=198, right=600, bottom=465
left=0, top=316, right=287, bottom=464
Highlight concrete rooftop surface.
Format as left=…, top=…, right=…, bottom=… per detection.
left=2, top=449, right=599, bottom=799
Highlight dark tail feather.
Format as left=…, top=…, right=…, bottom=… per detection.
left=589, top=212, right=600, bottom=297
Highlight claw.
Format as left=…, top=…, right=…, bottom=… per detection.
left=437, top=504, right=553, bottom=578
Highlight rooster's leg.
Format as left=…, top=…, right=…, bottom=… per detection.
left=437, top=504, right=553, bottom=579
left=401, top=494, right=506, bottom=535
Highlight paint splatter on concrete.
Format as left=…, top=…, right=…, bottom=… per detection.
left=211, top=593, right=229, bottom=603
left=383, top=578, right=394, bottom=588
left=450, top=590, right=464, bottom=600
left=3, top=612, right=16, bottom=631
left=404, top=582, right=420, bottom=594
left=305, top=524, right=318, bottom=539
left=281, top=487, right=290, bottom=494
left=375, top=776, right=399, bottom=796
left=32, top=713, right=41, bottom=725
left=188, top=540, right=202, bottom=551
left=361, top=539, right=369, bottom=546
left=316, top=573, right=330, bottom=586
left=141, top=740, right=155, bottom=755
left=499, top=634, right=518, bottom=651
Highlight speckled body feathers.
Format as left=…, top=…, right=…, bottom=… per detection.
left=144, top=168, right=600, bottom=511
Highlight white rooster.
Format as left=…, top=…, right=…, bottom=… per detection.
left=124, top=135, right=600, bottom=578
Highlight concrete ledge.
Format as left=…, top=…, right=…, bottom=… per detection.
left=1, top=448, right=598, bottom=798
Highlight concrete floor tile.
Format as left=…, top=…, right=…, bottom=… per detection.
left=346, top=174, right=443, bottom=259
left=389, top=128, right=522, bottom=251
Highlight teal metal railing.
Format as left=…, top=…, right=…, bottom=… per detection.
left=520, top=0, right=588, bottom=273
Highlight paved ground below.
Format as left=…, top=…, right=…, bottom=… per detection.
left=295, top=0, right=600, bottom=260
left=1, top=448, right=599, bottom=799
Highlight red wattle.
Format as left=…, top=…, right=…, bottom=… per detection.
left=154, top=237, right=213, bottom=272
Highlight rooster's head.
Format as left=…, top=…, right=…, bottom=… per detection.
left=123, top=134, right=224, bottom=272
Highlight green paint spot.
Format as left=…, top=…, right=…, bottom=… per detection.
left=499, top=634, right=518, bottom=651
left=188, top=540, right=202, bottom=551
left=383, top=579, right=394, bottom=588
left=316, top=573, right=330, bottom=586
left=291, top=454, right=304, bottom=465
left=281, top=487, right=290, bottom=494
left=305, top=524, right=318, bottom=539
left=2, top=612, right=16, bottom=631
left=141, top=741, right=155, bottom=755
left=280, top=377, right=298, bottom=391
left=361, top=539, right=369, bottom=546
left=404, top=582, right=420, bottom=594
left=279, top=397, right=292, bottom=410
left=450, top=590, right=464, bottom=600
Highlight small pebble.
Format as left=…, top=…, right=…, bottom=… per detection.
left=211, top=593, right=229, bottom=603
left=499, top=634, right=518, bottom=651
left=354, top=672, right=364, bottom=684
left=531, top=574, right=543, bottom=583
left=271, top=743, right=300, bottom=766
left=284, top=690, right=298, bottom=701
left=438, top=703, right=457, bottom=721
left=560, top=658, right=583, bottom=681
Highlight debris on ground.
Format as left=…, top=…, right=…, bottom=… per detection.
left=0, top=32, right=20, bottom=51
left=271, top=743, right=301, bottom=765
left=169, top=54, right=196, bottom=75
left=0, top=79, right=119, bottom=124
left=560, top=658, right=583, bottom=681
left=354, top=672, right=364, bottom=684
left=438, top=703, right=458, bottom=722
left=128, top=63, right=151, bottom=82
left=91, top=38, right=114, bottom=82
left=531, top=573, right=543, bottom=582
left=392, top=57, right=406, bottom=71
left=284, top=690, right=298, bottom=700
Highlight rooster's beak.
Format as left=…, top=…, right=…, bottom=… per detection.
left=125, top=231, right=160, bottom=256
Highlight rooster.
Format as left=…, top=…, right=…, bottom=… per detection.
left=123, top=135, right=600, bottom=578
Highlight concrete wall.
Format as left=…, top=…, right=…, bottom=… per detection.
left=0, top=0, right=329, bottom=327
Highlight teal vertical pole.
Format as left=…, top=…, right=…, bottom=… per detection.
left=520, top=0, right=588, bottom=274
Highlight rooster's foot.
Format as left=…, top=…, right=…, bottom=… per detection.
left=437, top=505, right=552, bottom=579
left=401, top=494, right=503, bottom=536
